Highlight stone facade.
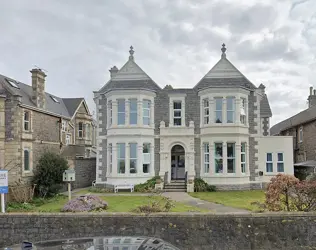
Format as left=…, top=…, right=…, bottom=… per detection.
left=0, top=69, right=96, bottom=186
left=1, top=213, right=316, bottom=250
left=94, top=45, right=294, bottom=190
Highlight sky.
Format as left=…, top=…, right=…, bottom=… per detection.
left=0, top=0, right=315, bottom=125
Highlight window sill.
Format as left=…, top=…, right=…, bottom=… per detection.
left=22, top=171, right=33, bottom=177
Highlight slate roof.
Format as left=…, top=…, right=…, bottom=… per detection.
left=0, top=73, right=84, bottom=119
left=260, top=94, right=272, bottom=118
left=194, top=78, right=256, bottom=91
left=270, top=105, right=316, bottom=135
left=99, top=79, right=161, bottom=93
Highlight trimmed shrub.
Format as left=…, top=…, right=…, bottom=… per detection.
left=32, top=152, right=69, bottom=198
left=62, top=195, right=108, bottom=212
left=194, top=178, right=216, bottom=192
left=134, top=176, right=161, bottom=192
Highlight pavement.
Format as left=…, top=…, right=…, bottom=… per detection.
left=63, top=188, right=250, bottom=213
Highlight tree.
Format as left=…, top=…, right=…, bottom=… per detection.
left=32, top=152, right=69, bottom=198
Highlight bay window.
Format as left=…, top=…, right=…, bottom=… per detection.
left=241, top=143, right=246, bottom=173
left=117, top=143, right=125, bottom=173
left=226, top=97, right=235, bottom=123
left=277, top=153, right=284, bottom=172
left=266, top=153, right=273, bottom=172
left=173, top=101, right=182, bottom=126
left=129, top=143, right=137, bottom=173
left=117, top=99, right=125, bottom=125
left=143, top=143, right=150, bottom=173
left=214, top=143, right=223, bottom=173
left=214, top=98, right=222, bottom=123
left=129, top=99, right=137, bottom=125
left=143, top=100, right=151, bottom=125
left=108, top=100, right=112, bottom=126
left=203, top=99, right=209, bottom=125
left=227, top=143, right=235, bottom=173
left=109, top=143, right=112, bottom=173
left=204, top=143, right=210, bottom=173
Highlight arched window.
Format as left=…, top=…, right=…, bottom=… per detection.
left=24, top=149, right=30, bottom=171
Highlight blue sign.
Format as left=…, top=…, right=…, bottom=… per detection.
left=0, top=170, right=8, bottom=194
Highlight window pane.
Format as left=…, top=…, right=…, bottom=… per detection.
left=24, top=121, right=29, bottom=131
left=143, top=109, right=150, bottom=117
left=118, top=143, right=125, bottom=158
left=118, top=160, right=125, bottom=173
left=204, top=117, right=209, bottom=124
left=143, top=143, right=150, bottom=153
left=267, top=153, right=272, bottom=162
left=227, top=97, right=235, bottom=110
left=204, top=108, right=209, bottom=116
left=130, top=159, right=137, bottom=173
left=241, top=143, right=246, bottom=152
left=130, top=113, right=137, bottom=125
left=227, top=159, right=235, bottom=173
left=118, top=113, right=125, bottom=125
left=241, top=154, right=246, bottom=162
left=143, top=100, right=150, bottom=109
left=78, top=122, right=83, bottom=130
left=227, top=143, right=235, bottom=157
left=227, top=111, right=234, bottom=123
left=277, top=163, right=284, bottom=172
left=215, top=143, right=222, bottom=157
left=130, top=99, right=137, bottom=111
left=278, top=153, right=283, bottom=162
left=174, top=118, right=181, bottom=126
left=24, top=150, right=29, bottom=171
left=173, top=101, right=181, bottom=109
left=143, top=117, right=150, bottom=125
left=143, top=164, right=149, bottom=173
left=130, top=143, right=137, bottom=158
left=118, top=99, right=125, bottom=112
left=215, top=111, right=222, bottom=123
left=266, top=163, right=273, bottom=172
left=203, top=99, right=209, bottom=107
left=215, top=98, right=222, bottom=110
left=24, top=111, right=29, bottom=121
left=215, top=159, right=223, bottom=173
left=204, top=143, right=209, bottom=153
left=174, top=110, right=181, bottom=117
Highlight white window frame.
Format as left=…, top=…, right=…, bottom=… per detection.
left=117, top=143, right=126, bottom=174
left=203, top=99, right=209, bottom=125
left=109, top=143, right=112, bottom=174
left=78, top=122, right=83, bottom=138
left=24, top=111, right=30, bottom=131
left=299, top=126, right=303, bottom=143
left=108, top=100, right=112, bottom=127
left=241, top=142, right=246, bottom=173
left=86, top=124, right=90, bottom=140
left=277, top=152, right=284, bottom=172
left=227, top=142, right=235, bottom=173
left=129, top=99, right=138, bottom=125
left=66, top=134, right=71, bottom=145
left=204, top=143, right=210, bottom=173
left=129, top=143, right=137, bottom=174
left=214, top=97, right=223, bottom=123
left=169, top=95, right=186, bottom=127
left=61, top=120, right=67, bottom=132
left=226, top=97, right=235, bottom=123
left=240, top=98, right=246, bottom=125
left=23, top=148, right=31, bottom=172
left=214, top=142, right=223, bottom=173
left=142, top=143, right=150, bottom=174
left=143, top=99, right=151, bottom=125
left=117, top=99, right=125, bottom=125
left=173, top=101, right=182, bottom=126
left=266, top=153, right=273, bottom=173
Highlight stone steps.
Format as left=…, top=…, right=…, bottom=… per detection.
left=164, top=180, right=186, bottom=192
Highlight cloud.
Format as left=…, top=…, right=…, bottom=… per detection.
left=0, top=0, right=315, bottom=126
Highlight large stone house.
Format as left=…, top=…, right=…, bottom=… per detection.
left=0, top=68, right=96, bottom=185
left=94, top=45, right=294, bottom=191
left=270, top=87, right=316, bottom=178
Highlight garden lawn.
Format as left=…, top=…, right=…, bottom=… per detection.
left=8, top=195, right=207, bottom=213
left=190, top=190, right=265, bottom=211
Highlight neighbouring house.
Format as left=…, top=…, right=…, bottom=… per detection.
left=93, top=44, right=294, bottom=191
left=0, top=68, right=96, bottom=186
left=270, top=87, right=316, bottom=179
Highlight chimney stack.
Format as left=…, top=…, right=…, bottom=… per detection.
left=308, top=86, right=316, bottom=108
left=109, top=66, right=119, bottom=78
left=30, top=68, right=46, bottom=109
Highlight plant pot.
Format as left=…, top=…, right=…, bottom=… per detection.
left=156, top=178, right=162, bottom=184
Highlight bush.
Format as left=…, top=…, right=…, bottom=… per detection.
left=88, top=187, right=112, bottom=193
left=194, top=178, right=216, bottom=192
left=32, top=152, right=69, bottom=198
left=134, top=176, right=161, bottom=192
left=62, top=195, right=108, bottom=212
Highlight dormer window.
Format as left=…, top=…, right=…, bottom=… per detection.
left=6, top=79, right=19, bottom=89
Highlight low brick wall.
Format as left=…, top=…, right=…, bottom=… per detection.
left=1, top=213, right=316, bottom=249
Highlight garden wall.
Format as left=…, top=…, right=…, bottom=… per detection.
left=1, top=213, right=316, bottom=249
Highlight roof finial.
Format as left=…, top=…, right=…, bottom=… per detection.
left=129, top=45, right=134, bottom=60
left=221, top=43, right=226, bottom=58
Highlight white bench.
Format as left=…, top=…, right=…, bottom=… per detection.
left=114, top=183, right=134, bottom=193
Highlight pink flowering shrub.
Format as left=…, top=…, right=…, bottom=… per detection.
left=62, top=195, right=108, bottom=212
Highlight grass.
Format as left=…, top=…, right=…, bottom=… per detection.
left=7, top=195, right=208, bottom=213
left=190, top=190, right=265, bottom=211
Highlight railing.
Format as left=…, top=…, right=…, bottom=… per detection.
left=185, top=171, right=188, bottom=186
left=164, top=171, right=168, bottom=185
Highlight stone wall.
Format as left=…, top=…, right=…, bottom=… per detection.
left=1, top=213, right=316, bottom=250
left=73, top=157, right=96, bottom=188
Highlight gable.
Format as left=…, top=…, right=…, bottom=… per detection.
left=112, top=59, right=150, bottom=81
left=205, top=58, right=244, bottom=79
left=77, top=101, right=89, bottom=115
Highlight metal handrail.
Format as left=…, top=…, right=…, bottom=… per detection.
left=164, top=171, right=168, bottom=184
left=185, top=171, right=188, bottom=185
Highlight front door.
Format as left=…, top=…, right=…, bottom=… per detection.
left=171, top=145, right=185, bottom=180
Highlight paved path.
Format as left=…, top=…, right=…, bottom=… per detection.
left=162, top=192, right=250, bottom=213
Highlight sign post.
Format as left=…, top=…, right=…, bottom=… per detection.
left=0, top=170, right=8, bottom=213
left=63, top=169, right=75, bottom=201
